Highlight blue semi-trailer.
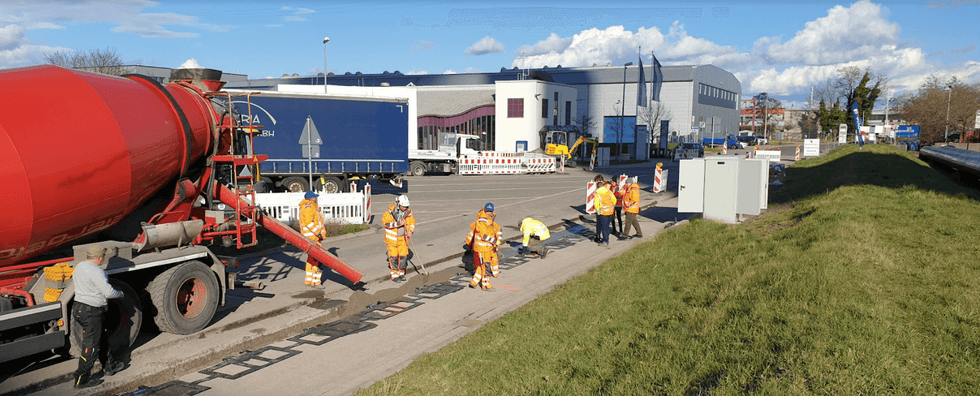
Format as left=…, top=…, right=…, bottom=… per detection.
left=225, top=91, right=409, bottom=193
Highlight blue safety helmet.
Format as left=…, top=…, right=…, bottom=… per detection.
left=305, top=191, right=319, bottom=199
left=484, top=202, right=494, bottom=212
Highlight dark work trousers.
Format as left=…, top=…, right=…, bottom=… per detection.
left=613, top=207, right=624, bottom=235
left=597, top=214, right=612, bottom=244
left=73, top=302, right=106, bottom=382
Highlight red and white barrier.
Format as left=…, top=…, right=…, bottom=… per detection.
left=456, top=153, right=556, bottom=175
left=586, top=181, right=596, bottom=214
left=363, top=183, right=372, bottom=223
left=653, top=164, right=668, bottom=193
left=722, top=141, right=728, bottom=155
left=755, top=149, right=781, bottom=163
left=795, top=146, right=800, bottom=161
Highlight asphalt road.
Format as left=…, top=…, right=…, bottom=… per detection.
left=1, top=158, right=687, bottom=396
left=2, top=147, right=808, bottom=396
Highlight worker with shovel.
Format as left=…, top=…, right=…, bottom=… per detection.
left=383, top=195, right=415, bottom=282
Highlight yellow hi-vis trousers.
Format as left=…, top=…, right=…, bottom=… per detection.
left=305, top=260, right=322, bottom=286
left=470, top=251, right=492, bottom=290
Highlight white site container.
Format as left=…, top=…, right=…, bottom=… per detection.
left=678, top=156, right=768, bottom=224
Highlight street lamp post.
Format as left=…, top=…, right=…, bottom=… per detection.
left=945, top=84, right=952, bottom=142
left=323, top=36, right=330, bottom=94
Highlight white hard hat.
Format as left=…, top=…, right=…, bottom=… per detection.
left=396, top=195, right=410, bottom=207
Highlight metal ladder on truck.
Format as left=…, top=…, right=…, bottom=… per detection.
left=208, top=92, right=268, bottom=249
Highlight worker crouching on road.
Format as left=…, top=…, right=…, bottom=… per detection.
left=72, top=245, right=127, bottom=389
left=300, top=191, right=327, bottom=287
left=383, top=195, right=415, bottom=282
left=593, top=181, right=615, bottom=247
left=464, top=203, right=502, bottom=290
left=518, top=217, right=551, bottom=258
left=622, top=177, right=643, bottom=239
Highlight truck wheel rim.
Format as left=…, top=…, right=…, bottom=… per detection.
left=176, top=278, right=207, bottom=318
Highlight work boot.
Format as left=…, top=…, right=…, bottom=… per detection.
left=74, top=375, right=103, bottom=389
left=104, top=361, right=126, bottom=377
left=541, top=250, right=550, bottom=259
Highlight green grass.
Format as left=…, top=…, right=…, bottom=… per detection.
left=358, top=144, right=980, bottom=395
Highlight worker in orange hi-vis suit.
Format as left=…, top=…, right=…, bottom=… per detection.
left=622, top=177, right=643, bottom=239
left=469, top=203, right=502, bottom=277
left=382, top=195, right=415, bottom=282
left=464, top=203, right=501, bottom=290
left=299, top=191, right=327, bottom=287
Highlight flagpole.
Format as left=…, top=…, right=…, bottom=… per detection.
left=634, top=46, right=640, bottom=160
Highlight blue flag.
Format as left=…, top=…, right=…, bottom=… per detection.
left=651, top=55, right=663, bottom=102
left=636, top=56, right=648, bottom=107
left=852, top=102, right=864, bottom=147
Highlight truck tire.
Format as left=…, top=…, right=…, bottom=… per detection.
left=282, top=177, right=309, bottom=193
left=68, top=280, right=142, bottom=358
left=567, top=160, right=578, bottom=168
left=409, top=161, right=426, bottom=177
left=148, top=261, right=219, bottom=335
left=314, top=176, right=343, bottom=194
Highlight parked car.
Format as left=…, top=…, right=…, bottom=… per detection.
left=672, top=142, right=704, bottom=157
left=736, top=135, right=757, bottom=147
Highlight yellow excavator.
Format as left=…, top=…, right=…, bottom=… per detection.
left=540, top=128, right=598, bottom=169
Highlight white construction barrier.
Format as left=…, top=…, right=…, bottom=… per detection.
left=254, top=184, right=370, bottom=226
left=755, top=149, right=781, bottom=163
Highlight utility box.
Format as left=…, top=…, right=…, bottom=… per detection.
left=678, top=156, right=769, bottom=224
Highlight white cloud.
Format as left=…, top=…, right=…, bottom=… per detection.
left=514, top=33, right=573, bottom=57
left=284, top=16, right=307, bottom=22
left=443, top=69, right=457, bottom=74
left=406, top=70, right=429, bottom=75
left=464, top=36, right=504, bottom=56
left=759, top=0, right=899, bottom=65
left=178, top=58, right=203, bottom=69
left=0, top=1, right=230, bottom=39
left=0, top=25, right=26, bottom=51
left=412, top=40, right=436, bottom=52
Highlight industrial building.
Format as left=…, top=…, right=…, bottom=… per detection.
left=226, top=64, right=740, bottom=157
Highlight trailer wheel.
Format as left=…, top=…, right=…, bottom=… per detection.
left=148, top=261, right=219, bottom=335
left=282, top=177, right=309, bottom=193
left=68, top=280, right=142, bottom=358
left=314, top=176, right=343, bottom=193
left=409, top=161, right=426, bottom=177
left=567, top=160, right=578, bottom=168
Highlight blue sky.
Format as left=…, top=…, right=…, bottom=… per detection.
left=2, top=0, right=978, bottom=107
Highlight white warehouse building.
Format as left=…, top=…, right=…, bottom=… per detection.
left=227, top=64, right=740, bottom=157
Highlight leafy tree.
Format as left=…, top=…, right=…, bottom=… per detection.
left=44, top=47, right=130, bottom=76
left=814, top=66, right=886, bottom=138
left=817, top=100, right=848, bottom=140
left=899, top=76, right=980, bottom=143
left=752, top=92, right=782, bottom=140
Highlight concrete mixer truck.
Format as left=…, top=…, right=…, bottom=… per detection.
left=0, top=65, right=363, bottom=363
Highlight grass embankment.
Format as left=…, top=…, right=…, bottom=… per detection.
left=360, top=144, right=980, bottom=395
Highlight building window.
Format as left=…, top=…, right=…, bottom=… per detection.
left=565, top=101, right=571, bottom=125
left=542, top=98, right=549, bottom=119
left=508, top=98, right=524, bottom=118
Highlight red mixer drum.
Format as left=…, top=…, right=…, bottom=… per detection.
left=0, top=65, right=216, bottom=266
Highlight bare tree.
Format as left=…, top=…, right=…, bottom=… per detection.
left=753, top=92, right=782, bottom=140
left=638, top=101, right=672, bottom=144
left=572, top=113, right=598, bottom=138
left=44, top=47, right=130, bottom=76
left=900, top=76, right=980, bottom=143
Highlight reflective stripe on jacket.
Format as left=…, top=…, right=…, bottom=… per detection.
left=594, top=186, right=616, bottom=216
left=382, top=203, right=415, bottom=246
left=624, top=183, right=640, bottom=214
left=465, top=218, right=501, bottom=253
left=299, top=198, right=326, bottom=240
